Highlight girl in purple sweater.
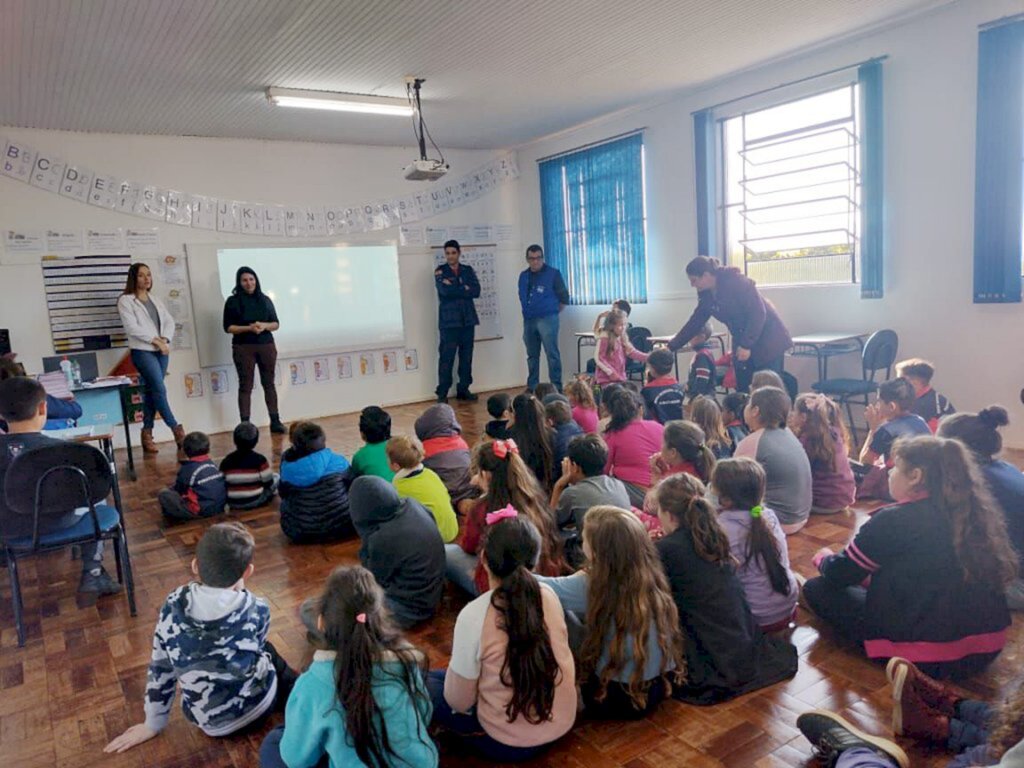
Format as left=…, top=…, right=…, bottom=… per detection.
left=712, top=457, right=797, bottom=632
left=789, top=393, right=856, bottom=515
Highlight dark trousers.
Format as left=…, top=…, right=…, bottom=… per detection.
left=426, top=669, right=548, bottom=762
left=158, top=489, right=223, bottom=521
left=734, top=353, right=785, bottom=393
left=437, top=326, right=475, bottom=397
left=232, top=343, right=279, bottom=420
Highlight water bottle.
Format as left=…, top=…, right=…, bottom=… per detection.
left=71, top=358, right=82, bottom=386
left=60, top=356, right=74, bottom=387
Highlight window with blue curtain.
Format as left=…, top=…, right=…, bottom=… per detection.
left=973, top=16, right=1024, bottom=304
left=539, top=132, right=647, bottom=305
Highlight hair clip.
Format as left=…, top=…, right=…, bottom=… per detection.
left=750, top=505, right=763, bottom=519
left=355, top=613, right=367, bottom=624
left=485, top=504, right=519, bottom=526
left=493, top=439, right=519, bottom=459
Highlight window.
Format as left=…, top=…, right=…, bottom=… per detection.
left=721, top=84, right=861, bottom=286
left=539, top=132, right=647, bottom=305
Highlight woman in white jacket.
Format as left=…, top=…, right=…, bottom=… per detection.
left=117, top=263, right=184, bottom=455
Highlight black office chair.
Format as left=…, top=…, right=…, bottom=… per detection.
left=2, top=442, right=136, bottom=646
left=811, top=329, right=899, bottom=443
left=626, top=326, right=653, bottom=380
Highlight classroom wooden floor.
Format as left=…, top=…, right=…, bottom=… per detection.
left=1, top=390, right=1021, bottom=768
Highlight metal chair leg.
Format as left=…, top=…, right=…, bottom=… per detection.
left=112, top=534, right=124, bottom=584
left=845, top=398, right=859, bottom=446
left=118, top=531, right=137, bottom=617
left=8, top=553, right=25, bottom=647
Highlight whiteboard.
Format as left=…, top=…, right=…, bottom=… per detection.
left=185, top=242, right=406, bottom=368
left=431, top=244, right=502, bottom=341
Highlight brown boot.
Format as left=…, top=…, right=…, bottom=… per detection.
left=890, top=665, right=950, bottom=741
left=172, top=424, right=187, bottom=461
left=141, top=428, right=159, bottom=454
left=887, top=657, right=961, bottom=718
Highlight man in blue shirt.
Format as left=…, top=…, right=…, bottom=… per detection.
left=434, top=239, right=481, bottom=403
left=518, top=244, right=570, bottom=392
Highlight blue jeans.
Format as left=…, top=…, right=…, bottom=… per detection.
left=426, top=669, right=547, bottom=762
left=130, top=349, right=178, bottom=429
left=523, top=314, right=562, bottom=390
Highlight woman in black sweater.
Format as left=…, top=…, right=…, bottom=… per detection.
left=222, top=267, right=284, bottom=433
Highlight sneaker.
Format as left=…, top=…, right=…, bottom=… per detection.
left=797, top=710, right=909, bottom=768
left=455, top=391, right=478, bottom=402
left=886, top=657, right=961, bottom=719
left=887, top=662, right=950, bottom=741
left=78, top=567, right=123, bottom=596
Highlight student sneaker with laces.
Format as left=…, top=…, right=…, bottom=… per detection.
left=78, top=566, right=123, bottom=595
left=797, top=710, right=909, bottom=768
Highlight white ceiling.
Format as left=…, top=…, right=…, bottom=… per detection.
left=0, top=0, right=953, bottom=150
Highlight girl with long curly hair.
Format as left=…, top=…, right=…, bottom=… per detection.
left=444, top=439, right=566, bottom=596
left=653, top=473, right=798, bottom=704
left=804, top=435, right=1018, bottom=679
left=259, top=566, right=436, bottom=768
left=430, top=516, right=576, bottom=762
left=537, top=506, right=685, bottom=718
left=789, top=392, right=856, bottom=515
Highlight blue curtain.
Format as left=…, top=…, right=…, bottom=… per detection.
left=973, top=20, right=1024, bottom=303
left=693, top=109, right=718, bottom=258
left=859, top=61, right=885, bottom=299
left=539, top=133, right=646, bottom=304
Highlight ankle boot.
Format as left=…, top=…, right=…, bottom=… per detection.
left=140, top=428, right=159, bottom=454
left=892, top=674, right=950, bottom=742
left=887, top=657, right=961, bottom=718
left=172, top=424, right=187, bottom=461
left=269, top=414, right=286, bottom=435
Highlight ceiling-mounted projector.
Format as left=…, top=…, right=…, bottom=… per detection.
left=404, top=158, right=449, bottom=181
left=404, top=77, right=447, bottom=182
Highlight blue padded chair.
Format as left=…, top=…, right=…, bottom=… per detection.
left=811, top=329, right=899, bottom=444
left=2, top=441, right=136, bottom=646
left=626, top=326, right=653, bottom=380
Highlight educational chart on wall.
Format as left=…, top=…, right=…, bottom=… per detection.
left=431, top=244, right=502, bottom=341
left=41, top=254, right=132, bottom=352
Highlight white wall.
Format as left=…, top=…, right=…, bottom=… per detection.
left=517, top=0, right=1024, bottom=446
left=0, top=129, right=524, bottom=443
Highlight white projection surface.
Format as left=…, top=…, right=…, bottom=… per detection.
left=189, top=244, right=405, bottom=367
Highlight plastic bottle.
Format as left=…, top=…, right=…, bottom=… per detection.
left=71, top=358, right=82, bottom=386
left=60, top=356, right=74, bottom=387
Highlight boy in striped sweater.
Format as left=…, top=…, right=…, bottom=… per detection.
left=220, top=422, right=277, bottom=510
left=158, top=431, right=227, bottom=520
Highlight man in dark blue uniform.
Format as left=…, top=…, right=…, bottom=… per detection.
left=435, top=239, right=481, bottom=402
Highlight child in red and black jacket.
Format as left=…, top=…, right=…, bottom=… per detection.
left=641, top=348, right=684, bottom=424
left=803, top=435, right=1016, bottom=680
left=159, top=431, right=227, bottom=520
left=686, top=323, right=718, bottom=401
left=896, top=358, right=955, bottom=433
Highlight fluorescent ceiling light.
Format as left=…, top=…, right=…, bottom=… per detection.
left=266, top=87, right=413, bottom=116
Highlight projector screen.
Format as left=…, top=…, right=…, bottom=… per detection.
left=188, top=243, right=405, bottom=367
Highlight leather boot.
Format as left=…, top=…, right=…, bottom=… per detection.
left=140, top=428, right=159, bottom=454
left=891, top=670, right=950, bottom=742
left=887, top=657, right=962, bottom=718
left=172, top=424, right=187, bottom=461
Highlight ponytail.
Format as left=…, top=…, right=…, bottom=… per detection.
left=663, top=420, right=717, bottom=483
left=747, top=507, right=792, bottom=595
left=655, top=473, right=731, bottom=564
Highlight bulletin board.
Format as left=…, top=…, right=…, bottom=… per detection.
left=42, top=254, right=131, bottom=352
left=432, top=244, right=502, bottom=341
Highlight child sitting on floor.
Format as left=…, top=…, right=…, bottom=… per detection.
left=386, top=434, right=458, bottom=543
left=349, top=476, right=446, bottom=628
left=790, top=393, right=856, bottom=515
left=650, top=420, right=716, bottom=486
left=642, top=348, right=685, bottom=423
left=602, top=387, right=664, bottom=508
left=594, top=309, right=648, bottom=385
left=721, top=392, right=750, bottom=452
left=0, top=376, right=121, bottom=595
left=689, top=395, right=733, bottom=460
left=564, top=379, right=598, bottom=434
left=158, top=431, right=227, bottom=520
left=259, top=565, right=436, bottom=768
left=856, top=378, right=932, bottom=498
left=734, top=387, right=812, bottom=535
left=415, top=403, right=475, bottom=504
left=350, top=406, right=395, bottom=481
left=533, top=382, right=558, bottom=402
left=686, top=322, right=718, bottom=401
left=220, top=422, right=277, bottom=510
left=105, top=522, right=296, bottom=754
left=509, top=393, right=556, bottom=490
left=485, top=393, right=512, bottom=440
left=545, top=398, right=583, bottom=470
left=711, top=458, right=797, bottom=632
left=895, top=358, right=956, bottom=432
left=279, top=421, right=352, bottom=543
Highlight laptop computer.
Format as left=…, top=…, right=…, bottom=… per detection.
left=42, top=351, right=100, bottom=383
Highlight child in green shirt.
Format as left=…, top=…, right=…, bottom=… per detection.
left=350, top=406, right=395, bottom=481
left=387, top=435, right=458, bottom=543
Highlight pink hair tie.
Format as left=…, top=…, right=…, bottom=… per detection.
left=485, top=504, right=519, bottom=526
left=355, top=613, right=367, bottom=624
left=492, top=439, right=519, bottom=459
